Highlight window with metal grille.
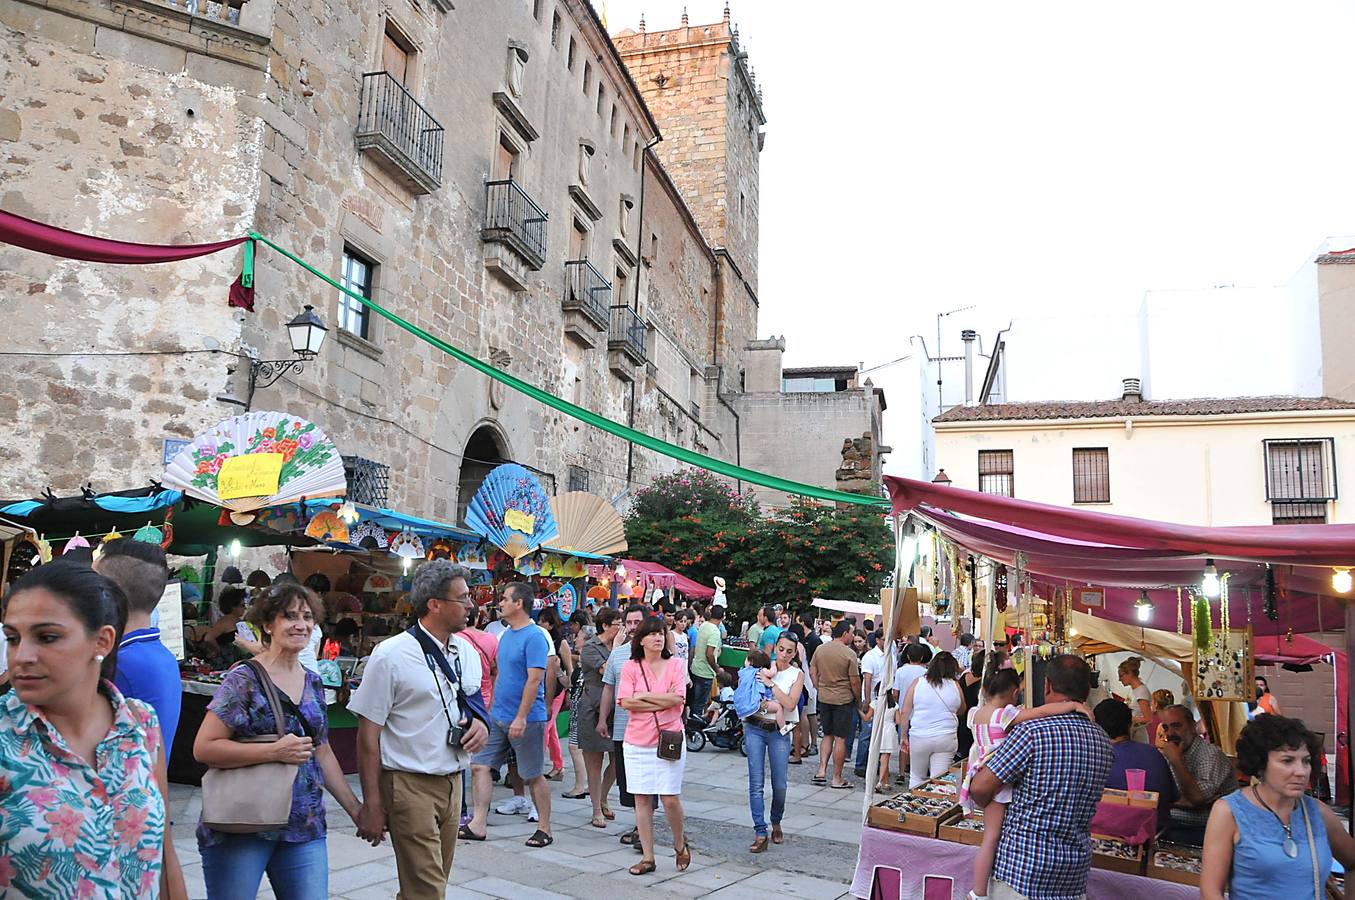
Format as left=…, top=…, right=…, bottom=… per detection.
left=1272, top=501, right=1328, bottom=525
left=1072, top=448, right=1110, bottom=503
left=339, top=248, right=374, bottom=340
left=1264, top=439, right=1337, bottom=502
left=343, top=456, right=389, bottom=507
left=977, top=450, right=1014, bottom=497
left=567, top=465, right=589, bottom=493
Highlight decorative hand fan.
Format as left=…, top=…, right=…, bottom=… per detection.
left=102, top=529, right=123, bottom=543
left=63, top=533, right=90, bottom=554
left=162, top=412, right=347, bottom=525
left=548, top=491, right=627, bottom=556
left=364, top=573, right=394, bottom=594
left=349, top=520, right=388, bottom=550
left=454, top=541, right=487, bottom=569
left=464, top=463, right=559, bottom=559
left=426, top=538, right=455, bottom=561
left=388, top=530, right=425, bottom=559
left=133, top=523, right=163, bottom=545
left=554, top=583, right=579, bottom=619
left=254, top=507, right=300, bottom=534
left=305, top=509, right=350, bottom=544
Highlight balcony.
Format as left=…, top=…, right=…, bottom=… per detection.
left=355, top=71, right=444, bottom=195
left=562, top=260, right=612, bottom=333
left=608, top=305, right=647, bottom=377
left=482, top=180, right=548, bottom=275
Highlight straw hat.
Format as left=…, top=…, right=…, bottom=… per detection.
left=713, top=576, right=726, bottom=590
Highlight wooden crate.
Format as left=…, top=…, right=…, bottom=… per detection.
left=866, top=793, right=959, bottom=838
left=1101, top=788, right=1159, bottom=809
left=1147, top=844, right=1201, bottom=887
left=937, top=809, right=985, bottom=846
left=1090, top=837, right=1147, bottom=876
left=913, top=771, right=961, bottom=802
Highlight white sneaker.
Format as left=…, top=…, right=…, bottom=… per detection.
left=527, top=802, right=539, bottom=823
left=496, top=796, right=531, bottom=815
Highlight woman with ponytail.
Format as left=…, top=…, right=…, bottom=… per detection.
left=0, top=558, right=186, bottom=899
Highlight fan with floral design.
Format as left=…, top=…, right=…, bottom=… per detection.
left=162, top=412, right=346, bottom=525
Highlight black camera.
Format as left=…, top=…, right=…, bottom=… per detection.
left=446, top=721, right=467, bottom=748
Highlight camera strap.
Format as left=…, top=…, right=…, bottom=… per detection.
left=407, top=625, right=490, bottom=729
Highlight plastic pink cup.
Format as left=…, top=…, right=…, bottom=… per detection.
left=1125, top=769, right=1147, bottom=793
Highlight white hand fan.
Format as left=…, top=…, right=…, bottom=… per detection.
left=162, top=412, right=347, bottom=524
left=549, top=491, right=628, bottom=556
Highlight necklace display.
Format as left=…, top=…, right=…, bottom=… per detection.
left=1252, top=785, right=1300, bottom=859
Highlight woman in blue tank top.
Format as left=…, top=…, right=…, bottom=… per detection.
left=1200, top=715, right=1355, bottom=899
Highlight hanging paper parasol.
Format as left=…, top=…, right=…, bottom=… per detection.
left=426, top=538, right=455, bottom=561
left=549, top=491, right=627, bottom=556
left=349, top=520, right=388, bottom=550
left=304, top=509, right=350, bottom=544
left=161, top=411, right=346, bottom=525
left=464, top=463, right=559, bottom=559
left=364, top=572, right=394, bottom=594
left=586, top=584, right=611, bottom=601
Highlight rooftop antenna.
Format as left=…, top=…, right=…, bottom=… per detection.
left=681, top=7, right=688, bottom=27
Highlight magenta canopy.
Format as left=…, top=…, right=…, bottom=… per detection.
left=883, top=475, right=1355, bottom=636
left=0, top=208, right=246, bottom=264
left=621, top=559, right=714, bottom=600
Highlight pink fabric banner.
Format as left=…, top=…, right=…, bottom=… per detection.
left=0, top=208, right=246, bottom=264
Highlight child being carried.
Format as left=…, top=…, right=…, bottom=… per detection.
left=738, top=649, right=794, bottom=735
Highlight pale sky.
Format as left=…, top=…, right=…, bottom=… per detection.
left=607, top=1, right=1355, bottom=456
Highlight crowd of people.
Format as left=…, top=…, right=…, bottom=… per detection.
left=4, top=553, right=1355, bottom=899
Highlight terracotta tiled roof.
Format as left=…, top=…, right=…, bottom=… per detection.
left=934, top=396, right=1355, bottom=423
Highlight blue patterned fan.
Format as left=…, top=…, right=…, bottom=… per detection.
left=464, top=463, right=559, bottom=559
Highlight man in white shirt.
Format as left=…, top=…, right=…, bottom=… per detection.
left=854, top=629, right=886, bottom=777
left=350, top=561, right=488, bottom=900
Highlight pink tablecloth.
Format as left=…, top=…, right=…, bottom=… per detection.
left=1089, top=802, right=1158, bottom=845
left=850, top=826, right=1199, bottom=899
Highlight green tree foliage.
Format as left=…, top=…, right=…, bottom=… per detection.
left=624, top=469, right=893, bottom=623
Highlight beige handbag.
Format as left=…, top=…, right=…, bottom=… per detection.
left=200, top=660, right=302, bottom=834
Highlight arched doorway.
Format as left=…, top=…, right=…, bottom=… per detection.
left=457, top=424, right=510, bottom=527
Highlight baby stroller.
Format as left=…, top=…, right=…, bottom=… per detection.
left=702, top=696, right=746, bottom=755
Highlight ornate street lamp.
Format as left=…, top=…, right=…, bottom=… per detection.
left=244, top=305, right=329, bottom=410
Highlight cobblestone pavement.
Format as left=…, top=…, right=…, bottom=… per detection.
left=168, top=743, right=872, bottom=898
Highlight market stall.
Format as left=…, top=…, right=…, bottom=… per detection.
left=845, top=475, right=1355, bottom=896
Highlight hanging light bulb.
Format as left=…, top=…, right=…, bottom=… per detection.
left=337, top=500, right=359, bottom=524
left=1134, top=590, right=1153, bottom=623
left=1068, top=627, right=1079, bottom=637
left=229, top=538, right=242, bottom=560
left=1333, top=568, right=1353, bottom=594
left=1201, top=559, right=1220, bottom=599
left=401, top=555, right=412, bottom=574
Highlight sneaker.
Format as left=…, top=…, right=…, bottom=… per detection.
left=527, top=802, right=539, bottom=823
left=496, top=796, right=531, bottom=816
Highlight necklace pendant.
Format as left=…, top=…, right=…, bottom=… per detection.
left=1283, top=836, right=1299, bottom=858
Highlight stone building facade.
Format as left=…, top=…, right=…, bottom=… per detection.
left=0, top=2, right=881, bottom=521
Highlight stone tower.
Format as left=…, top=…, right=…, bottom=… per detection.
left=613, top=6, right=766, bottom=292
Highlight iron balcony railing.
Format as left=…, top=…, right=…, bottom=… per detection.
left=483, top=179, right=548, bottom=269
left=609, top=304, right=647, bottom=364
left=356, top=71, right=444, bottom=191
left=562, top=259, right=612, bottom=330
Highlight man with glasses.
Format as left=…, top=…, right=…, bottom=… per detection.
left=350, top=560, right=488, bottom=900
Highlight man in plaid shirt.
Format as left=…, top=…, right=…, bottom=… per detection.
left=969, top=656, right=1113, bottom=900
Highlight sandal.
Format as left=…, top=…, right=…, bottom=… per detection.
left=620, top=828, right=640, bottom=845
left=562, top=790, right=589, bottom=800
left=601, top=804, right=616, bottom=821
left=525, top=829, right=554, bottom=848
left=749, top=835, right=769, bottom=854
left=629, top=859, right=656, bottom=876
left=788, top=756, right=802, bottom=765
left=811, top=775, right=827, bottom=785
left=590, top=815, right=608, bottom=829
left=547, top=768, right=564, bottom=781
left=771, top=824, right=783, bottom=844
left=831, top=781, right=855, bottom=790
left=458, top=824, right=487, bottom=841
left=676, top=841, right=692, bottom=871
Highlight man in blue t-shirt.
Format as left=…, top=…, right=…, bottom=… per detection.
left=95, top=539, right=181, bottom=754
left=756, top=605, right=783, bottom=655
left=469, top=582, right=554, bottom=847
left=1094, top=699, right=1179, bottom=829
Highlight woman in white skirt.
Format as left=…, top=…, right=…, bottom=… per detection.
left=617, top=615, right=692, bottom=876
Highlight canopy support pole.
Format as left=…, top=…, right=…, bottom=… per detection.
left=862, top=515, right=910, bottom=820
left=1346, top=601, right=1355, bottom=834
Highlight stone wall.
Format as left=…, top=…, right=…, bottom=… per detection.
left=0, top=2, right=264, bottom=494
left=0, top=0, right=779, bottom=524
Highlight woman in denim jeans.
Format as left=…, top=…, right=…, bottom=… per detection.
left=746, top=633, right=805, bottom=853
left=194, top=583, right=364, bottom=899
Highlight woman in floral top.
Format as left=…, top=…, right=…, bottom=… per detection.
left=0, top=559, right=186, bottom=899
left=194, top=582, right=363, bottom=899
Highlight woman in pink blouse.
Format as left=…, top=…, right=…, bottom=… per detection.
left=617, top=615, right=692, bottom=876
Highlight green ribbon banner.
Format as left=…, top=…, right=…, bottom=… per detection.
left=250, top=232, right=889, bottom=510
